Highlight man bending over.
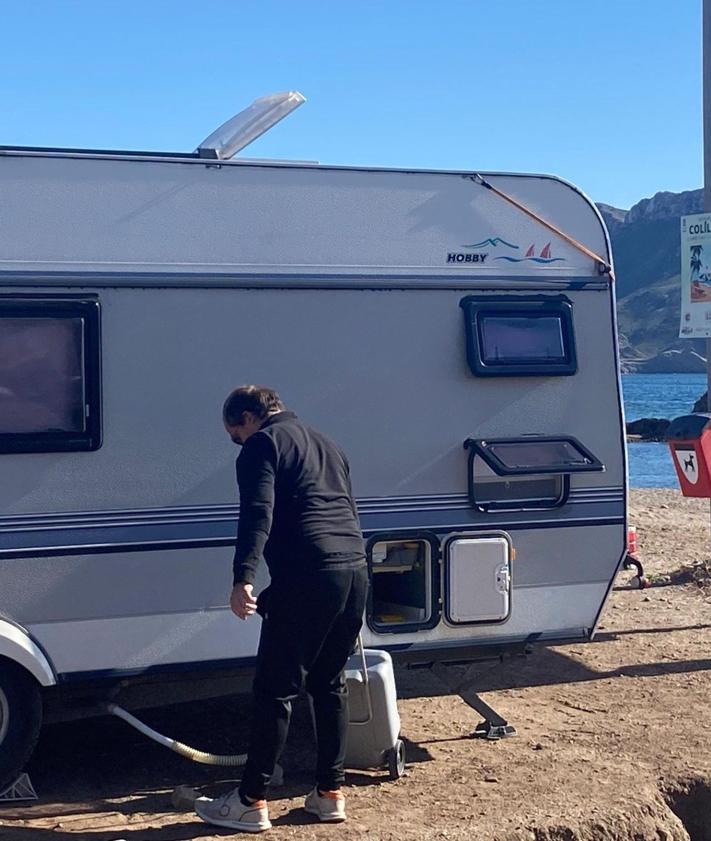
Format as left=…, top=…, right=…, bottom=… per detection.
left=196, top=385, right=367, bottom=833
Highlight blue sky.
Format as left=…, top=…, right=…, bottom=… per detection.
left=0, top=0, right=702, bottom=209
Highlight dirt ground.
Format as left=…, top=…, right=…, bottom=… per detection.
left=3, top=488, right=711, bottom=840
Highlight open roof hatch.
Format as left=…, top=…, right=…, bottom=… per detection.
left=195, top=91, right=306, bottom=160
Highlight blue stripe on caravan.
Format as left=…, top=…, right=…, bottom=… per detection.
left=0, top=515, right=624, bottom=561
left=0, top=489, right=624, bottom=560
left=0, top=487, right=624, bottom=530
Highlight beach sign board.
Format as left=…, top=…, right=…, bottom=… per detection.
left=673, top=446, right=699, bottom=484
left=680, top=213, right=711, bottom=338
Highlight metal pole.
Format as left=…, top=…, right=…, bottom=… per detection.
left=705, top=0, right=711, bottom=392
left=704, top=0, right=711, bottom=551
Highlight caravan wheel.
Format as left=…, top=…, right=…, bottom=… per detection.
left=0, top=660, right=42, bottom=794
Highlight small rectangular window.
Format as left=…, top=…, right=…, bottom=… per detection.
left=460, top=296, right=576, bottom=376
left=367, top=536, right=439, bottom=633
left=0, top=299, right=101, bottom=453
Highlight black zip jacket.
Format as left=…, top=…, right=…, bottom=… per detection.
left=233, top=412, right=366, bottom=586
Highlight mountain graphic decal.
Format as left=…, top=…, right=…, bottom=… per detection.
left=463, top=238, right=519, bottom=249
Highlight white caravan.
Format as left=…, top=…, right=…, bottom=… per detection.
left=0, top=107, right=625, bottom=788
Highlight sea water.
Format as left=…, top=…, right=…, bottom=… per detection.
left=622, top=373, right=706, bottom=488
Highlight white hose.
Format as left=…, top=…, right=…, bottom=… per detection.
left=107, top=703, right=248, bottom=767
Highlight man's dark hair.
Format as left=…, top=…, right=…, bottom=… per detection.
left=223, top=385, right=285, bottom=427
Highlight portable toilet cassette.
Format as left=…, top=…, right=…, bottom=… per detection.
left=344, top=640, right=405, bottom=779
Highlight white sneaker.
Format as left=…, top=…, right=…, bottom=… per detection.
left=195, top=788, right=272, bottom=833
left=304, top=787, right=347, bottom=822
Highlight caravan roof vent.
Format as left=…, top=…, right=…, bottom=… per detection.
left=196, top=91, right=306, bottom=160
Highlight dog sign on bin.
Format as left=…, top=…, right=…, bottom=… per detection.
left=666, top=414, right=711, bottom=497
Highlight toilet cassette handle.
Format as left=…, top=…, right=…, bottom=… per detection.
left=347, top=633, right=374, bottom=726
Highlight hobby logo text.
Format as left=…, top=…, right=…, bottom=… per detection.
left=447, top=252, right=488, bottom=263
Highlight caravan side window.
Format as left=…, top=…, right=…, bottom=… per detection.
left=0, top=299, right=101, bottom=453
left=460, top=296, right=577, bottom=376
left=470, top=455, right=566, bottom=511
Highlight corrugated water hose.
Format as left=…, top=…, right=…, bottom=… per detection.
left=106, top=634, right=369, bottom=771
left=107, top=703, right=248, bottom=766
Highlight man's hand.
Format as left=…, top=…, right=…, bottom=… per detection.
left=230, top=583, right=258, bottom=620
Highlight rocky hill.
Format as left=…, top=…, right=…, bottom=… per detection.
left=597, top=188, right=707, bottom=372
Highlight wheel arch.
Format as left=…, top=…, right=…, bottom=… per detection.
left=0, top=619, right=56, bottom=687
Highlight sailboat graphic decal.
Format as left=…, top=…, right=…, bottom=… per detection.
left=455, top=236, right=567, bottom=265
left=495, top=241, right=565, bottom=264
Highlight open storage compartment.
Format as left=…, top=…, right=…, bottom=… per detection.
left=444, top=532, right=513, bottom=625
left=366, top=534, right=439, bottom=634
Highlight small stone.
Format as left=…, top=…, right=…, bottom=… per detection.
left=484, top=775, right=499, bottom=783
left=533, top=743, right=544, bottom=751
left=171, top=785, right=197, bottom=811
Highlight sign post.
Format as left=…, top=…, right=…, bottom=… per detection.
left=701, top=0, right=711, bottom=544
left=679, top=213, right=711, bottom=337
left=705, top=0, right=711, bottom=404
left=704, top=0, right=710, bottom=546
left=676, top=1, right=711, bottom=551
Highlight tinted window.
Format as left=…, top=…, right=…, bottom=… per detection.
left=0, top=318, right=85, bottom=434
left=460, top=296, right=577, bottom=377
left=468, top=436, right=603, bottom=476
left=487, top=440, right=593, bottom=469
left=474, top=474, right=564, bottom=509
left=0, top=300, right=101, bottom=453
left=479, top=315, right=566, bottom=363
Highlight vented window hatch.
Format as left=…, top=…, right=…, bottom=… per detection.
left=465, top=436, right=603, bottom=476
left=445, top=535, right=512, bottom=625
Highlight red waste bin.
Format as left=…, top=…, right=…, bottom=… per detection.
left=666, top=414, right=711, bottom=497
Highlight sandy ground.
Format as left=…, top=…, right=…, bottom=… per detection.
left=3, top=488, right=711, bottom=840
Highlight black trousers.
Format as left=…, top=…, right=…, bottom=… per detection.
left=239, top=565, right=368, bottom=800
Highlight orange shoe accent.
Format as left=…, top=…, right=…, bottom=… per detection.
left=319, top=790, right=345, bottom=800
